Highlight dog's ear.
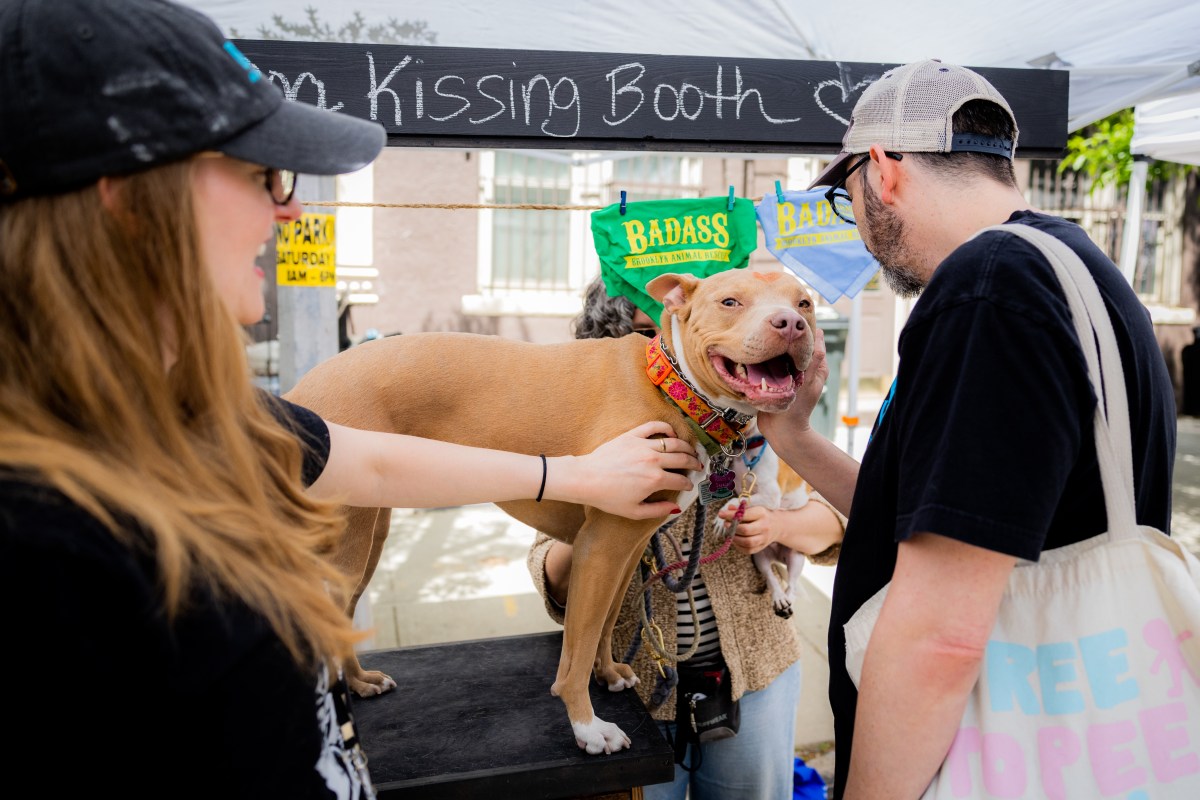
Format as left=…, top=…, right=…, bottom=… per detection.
left=646, top=273, right=700, bottom=314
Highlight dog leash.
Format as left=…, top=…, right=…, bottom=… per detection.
left=643, top=507, right=742, bottom=589
left=624, top=477, right=754, bottom=706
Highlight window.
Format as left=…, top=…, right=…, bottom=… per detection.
left=489, top=152, right=572, bottom=291
left=469, top=151, right=702, bottom=316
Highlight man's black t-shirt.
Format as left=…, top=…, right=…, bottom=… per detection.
left=0, top=395, right=375, bottom=799
left=827, top=211, right=1177, bottom=797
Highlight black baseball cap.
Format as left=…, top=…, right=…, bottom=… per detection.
left=0, top=0, right=386, bottom=203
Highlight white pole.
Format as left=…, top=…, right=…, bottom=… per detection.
left=1119, top=157, right=1150, bottom=286
left=844, top=292, right=862, bottom=457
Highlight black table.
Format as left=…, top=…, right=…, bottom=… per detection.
left=354, top=631, right=675, bottom=799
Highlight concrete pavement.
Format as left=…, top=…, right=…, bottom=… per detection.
left=1172, top=416, right=1200, bottom=557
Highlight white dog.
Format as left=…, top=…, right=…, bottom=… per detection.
left=720, top=427, right=811, bottom=619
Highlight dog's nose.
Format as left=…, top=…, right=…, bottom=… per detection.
left=769, top=310, right=808, bottom=342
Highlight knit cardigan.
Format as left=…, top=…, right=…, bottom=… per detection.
left=526, top=496, right=844, bottom=721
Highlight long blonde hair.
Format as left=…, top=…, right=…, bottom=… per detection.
left=0, top=161, right=360, bottom=667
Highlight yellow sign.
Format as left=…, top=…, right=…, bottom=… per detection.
left=275, top=213, right=336, bottom=287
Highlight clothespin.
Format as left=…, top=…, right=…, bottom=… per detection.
left=727, top=185, right=735, bottom=211
left=619, top=190, right=627, bottom=215
left=775, top=180, right=784, bottom=203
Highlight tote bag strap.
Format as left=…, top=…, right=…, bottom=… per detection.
left=976, top=223, right=1138, bottom=537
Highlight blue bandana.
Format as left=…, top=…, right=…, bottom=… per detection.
left=756, top=188, right=879, bottom=303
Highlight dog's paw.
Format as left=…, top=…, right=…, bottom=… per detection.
left=595, top=662, right=639, bottom=691
left=608, top=673, right=640, bottom=691
left=773, top=598, right=794, bottom=619
left=714, top=498, right=741, bottom=534
left=572, top=717, right=631, bottom=755
left=348, top=671, right=397, bottom=698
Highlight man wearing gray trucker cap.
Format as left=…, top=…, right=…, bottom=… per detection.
left=759, top=60, right=1176, bottom=799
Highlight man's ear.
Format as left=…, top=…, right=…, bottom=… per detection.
left=646, top=273, right=700, bottom=314
left=870, top=144, right=902, bottom=205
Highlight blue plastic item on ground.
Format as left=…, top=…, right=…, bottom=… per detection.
left=793, top=756, right=828, bottom=799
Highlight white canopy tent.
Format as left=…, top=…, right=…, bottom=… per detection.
left=193, top=0, right=1200, bottom=134
left=1132, top=85, right=1200, bottom=166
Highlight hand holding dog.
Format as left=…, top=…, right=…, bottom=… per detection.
left=719, top=501, right=844, bottom=557
left=719, top=503, right=786, bottom=555
left=563, top=421, right=700, bottom=519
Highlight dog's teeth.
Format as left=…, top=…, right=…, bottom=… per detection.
left=761, top=377, right=768, bottom=391
left=736, top=363, right=748, bottom=379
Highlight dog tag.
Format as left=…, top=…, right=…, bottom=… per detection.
left=699, top=468, right=736, bottom=504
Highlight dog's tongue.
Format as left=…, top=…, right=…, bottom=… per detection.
left=746, top=359, right=792, bottom=389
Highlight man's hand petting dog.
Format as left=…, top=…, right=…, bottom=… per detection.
left=757, top=326, right=828, bottom=442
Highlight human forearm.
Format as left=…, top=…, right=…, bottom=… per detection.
left=773, top=501, right=843, bottom=556
left=844, top=615, right=986, bottom=798
left=543, top=540, right=572, bottom=606
left=312, top=420, right=698, bottom=518
left=759, top=424, right=859, bottom=516
left=721, top=496, right=844, bottom=556
left=527, top=534, right=569, bottom=622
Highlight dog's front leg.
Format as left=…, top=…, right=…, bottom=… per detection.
left=552, top=517, right=649, bottom=754
left=592, top=539, right=648, bottom=693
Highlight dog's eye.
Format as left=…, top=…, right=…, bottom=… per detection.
left=798, top=299, right=811, bottom=309
left=721, top=297, right=740, bottom=307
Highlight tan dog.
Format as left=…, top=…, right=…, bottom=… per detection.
left=284, top=268, right=816, bottom=754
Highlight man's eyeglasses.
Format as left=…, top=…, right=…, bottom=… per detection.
left=196, top=151, right=297, bottom=206
left=632, top=327, right=658, bottom=338
left=825, top=151, right=903, bottom=225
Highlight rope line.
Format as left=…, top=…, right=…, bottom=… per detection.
left=304, top=200, right=606, bottom=210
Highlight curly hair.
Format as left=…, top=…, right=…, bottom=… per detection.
left=571, top=275, right=639, bottom=341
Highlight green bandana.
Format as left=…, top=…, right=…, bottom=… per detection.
left=591, top=195, right=758, bottom=323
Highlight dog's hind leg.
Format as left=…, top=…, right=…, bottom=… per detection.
left=783, top=546, right=809, bottom=605
left=334, top=505, right=398, bottom=698
left=754, top=547, right=794, bottom=619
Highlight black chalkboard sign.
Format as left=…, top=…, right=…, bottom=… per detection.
left=236, top=39, right=1069, bottom=158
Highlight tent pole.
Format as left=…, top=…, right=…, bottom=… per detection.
left=844, top=292, right=862, bottom=457
left=1119, top=157, right=1151, bottom=286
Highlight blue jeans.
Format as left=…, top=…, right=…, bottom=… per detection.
left=644, top=660, right=802, bottom=800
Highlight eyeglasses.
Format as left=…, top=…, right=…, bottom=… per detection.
left=264, top=167, right=298, bottom=206
left=196, top=151, right=298, bottom=206
left=632, top=327, right=658, bottom=338
left=825, top=151, right=903, bottom=225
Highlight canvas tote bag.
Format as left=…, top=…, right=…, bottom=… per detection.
left=844, top=224, right=1200, bottom=799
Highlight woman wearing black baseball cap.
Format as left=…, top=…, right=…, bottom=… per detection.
left=0, top=1, right=699, bottom=796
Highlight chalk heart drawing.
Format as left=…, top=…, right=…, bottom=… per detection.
left=814, top=76, right=876, bottom=126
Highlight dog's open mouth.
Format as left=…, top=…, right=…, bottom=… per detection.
left=710, top=352, right=804, bottom=408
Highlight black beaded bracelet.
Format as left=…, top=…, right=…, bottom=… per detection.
left=535, top=454, right=547, bottom=502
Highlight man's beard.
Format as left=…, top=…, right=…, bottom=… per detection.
left=860, top=177, right=924, bottom=299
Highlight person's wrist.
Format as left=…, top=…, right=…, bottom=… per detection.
left=542, top=455, right=580, bottom=504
